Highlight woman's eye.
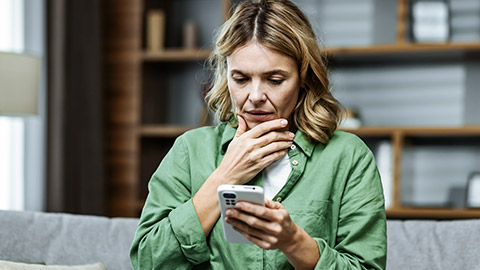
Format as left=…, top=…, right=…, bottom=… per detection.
left=233, top=77, right=248, bottom=84
left=268, top=78, right=284, bottom=85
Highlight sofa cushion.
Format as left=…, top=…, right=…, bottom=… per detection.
left=387, top=219, right=480, bottom=270
left=0, top=211, right=138, bottom=270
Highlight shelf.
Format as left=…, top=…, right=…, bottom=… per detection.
left=139, top=42, right=480, bottom=63
left=138, top=125, right=194, bottom=137
left=140, top=42, right=480, bottom=61
left=139, top=125, right=480, bottom=138
left=387, top=207, right=480, bottom=219
left=142, top=49, right=212, bottom=62
left=328, top=42, right=480, bottom=56
left=341, top=126, right=480, bottom=137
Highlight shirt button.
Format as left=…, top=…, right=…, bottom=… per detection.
left=292, top=160, right=299, bottom=166
left=276, top=197, right=282, bottom=202
left=290, top=144, right=296, bottom=150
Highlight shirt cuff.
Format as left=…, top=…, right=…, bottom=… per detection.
left=168, top=198, right=209, bottom=264
left=314, top=238, right=337, bottom=269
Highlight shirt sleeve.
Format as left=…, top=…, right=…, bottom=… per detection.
left=130, top=136, right=210, bottom=270
left=314, top=143, right=387, bottom=270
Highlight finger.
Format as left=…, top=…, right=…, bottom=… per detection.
left=265, top=199, right=283, bottom=210
left=227, top=207, right=283, bottom=235
left=226, top=212, right=278, bottom=241
left=235, top=229, right=275, bottom=250
left=234, top=202, right=284, bottom=227
left=256, top=149, right=289, bottom=169
left=233, top=202, right=289, bottom=234
left=256, top=131, right=295, bottom=147
left=258, top=141, right=292, bottom=157
left=234, top=115, right=248, bottom=138
left=248, top=119, right=289, bottom=138
left=233, top=149, right=287, bottom=181
left=230, top=222, right=278, bottom=249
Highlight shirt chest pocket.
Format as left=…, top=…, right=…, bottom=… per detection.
left=286, top=199, right=331, bottom=239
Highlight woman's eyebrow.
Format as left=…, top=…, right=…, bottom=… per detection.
left=230, top=69, right=290, bottom=77
left=230, top=69, right=248, bottom=76
left=263, top=69, right=289, bottom=76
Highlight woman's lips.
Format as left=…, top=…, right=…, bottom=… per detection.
left=244, top=111, right=275, bottom=122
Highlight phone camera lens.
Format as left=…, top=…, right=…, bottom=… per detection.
left=223, top=193, right=236, bottom=199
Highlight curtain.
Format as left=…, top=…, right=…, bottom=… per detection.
left=47, top=0, right=104, bottom=215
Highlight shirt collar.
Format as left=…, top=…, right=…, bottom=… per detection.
left=293, top=129, right=316, bottom=157
left=221, top=122, right=237, bottom=154
left=220, top=122, right=318, bottom=157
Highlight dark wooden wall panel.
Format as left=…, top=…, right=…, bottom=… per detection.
left=103, top=0, right=142, bottom=217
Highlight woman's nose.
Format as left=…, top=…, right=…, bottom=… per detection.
left=248, top=81, right=267, bottom=104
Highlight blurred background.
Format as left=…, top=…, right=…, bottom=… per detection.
left=1, top=0, right=480, bottom=219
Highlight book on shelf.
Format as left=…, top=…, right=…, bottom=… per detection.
left=147, top=9, right=165, bottom=52
left=183, top=20, right=199, bottom=50
left=450, top=0, right=480, bottom=43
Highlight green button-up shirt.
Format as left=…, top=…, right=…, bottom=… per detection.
left=130, top=122, right=387, bottom=270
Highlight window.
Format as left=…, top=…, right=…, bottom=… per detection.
left=0, top=119, right=24, bottom=210
left=0, top=0, right=25, bottom=211
left=0, top=0, right=45, bottom=211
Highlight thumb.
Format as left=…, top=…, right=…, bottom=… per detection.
left=265, top=199, right=283, bottom=209
left=234, top=115, right=247, bottom=138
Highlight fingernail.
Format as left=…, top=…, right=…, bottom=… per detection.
left=226, top=209, right=232, bottom=216
left=289, top=132, right=295, bottom=139
left=281, top=119, right=288, bottom=126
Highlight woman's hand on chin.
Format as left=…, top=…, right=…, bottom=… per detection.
left=215, top=115, right=294, bottom=185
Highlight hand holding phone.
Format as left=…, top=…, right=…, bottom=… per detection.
left=217, top=184, right=264, bottom=244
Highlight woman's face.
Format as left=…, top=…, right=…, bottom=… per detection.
left=227, top=42, right=300, bottom=130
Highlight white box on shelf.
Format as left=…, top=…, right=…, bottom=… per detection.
left=412, top=1, right=449, bottom=43
left=375, top=140, right=394, bottom=209
left=467, top=172, right=480, bottom=208
left=449, top=0, right=480, bottom=43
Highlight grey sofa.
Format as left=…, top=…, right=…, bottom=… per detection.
left=0, top=210, right=138, bottom=270
left=1, top=210, right=479, bottom=270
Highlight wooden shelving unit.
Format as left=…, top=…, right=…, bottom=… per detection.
left=328, top=42, right=480, bottom=56
left=342, top=126, right=480, bottom=219
left=104, top=0, right=480, bottom=218
left=138, top=125, right=193, bottom=137
left=142, top=49, right=211, bottom=62
left=342, top=126, right=480, bottom=136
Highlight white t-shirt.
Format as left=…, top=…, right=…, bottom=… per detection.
left=262, top=153, right=292, bottom=200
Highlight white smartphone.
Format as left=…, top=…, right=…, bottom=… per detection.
left=217, top=184, right=265, bottom=244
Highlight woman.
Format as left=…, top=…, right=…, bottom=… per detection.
left=130, top=0, right=386, bottom=269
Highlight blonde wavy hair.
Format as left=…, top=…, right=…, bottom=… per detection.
left=206, top=0, right=342, bottom=144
